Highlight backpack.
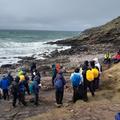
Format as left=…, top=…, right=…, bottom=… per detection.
left=115, top=113, right=120, bottom=120
left=92, top=68, right=99, bottom=78
left=54, top=79, right=63, bottom=89
left=86, top=70, right=94, bottom=81
left=71, top=73, right=81, bottom=87
left=19, top=75, right=25, bottom=82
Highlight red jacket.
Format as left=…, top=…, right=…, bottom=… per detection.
left=113, top=54, right=120, bottom=60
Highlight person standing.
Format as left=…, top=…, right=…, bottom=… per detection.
left=54, top=70, right=66, bottom=107
left=18, top=76, right=27, bottom=106
left=0, top=75, right=10, bottom=100
left=90, top=61, right=99, bottom=91
left=93, top=58, right=102, bottom=89
left=52, top=64, right=57, bottom=86
left=82, top=61, right=95, bottom=101
left=30, top=62, right=36, bottom=80
left=70, top=68, right=83, bottom=103
left=33, top=75, right=40, bottom=106
left=6, top=72, right=14, bottom=85
left=10, top=77, right=19, bottom=107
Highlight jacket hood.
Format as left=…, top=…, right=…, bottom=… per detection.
left=84, top=61, right=89, bottom=66
left=93, top=58, right=99, bottom=64
left=52, top=64, right=56, bottom=69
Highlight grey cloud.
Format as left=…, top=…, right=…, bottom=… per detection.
left=0, top=0, right=120, bottom=31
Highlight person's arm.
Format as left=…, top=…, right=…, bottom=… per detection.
left=62, top=76, right=66, bottom=85
left=80, top=74, right=83, bottom=83
left=70, top=73, right=73, bottom=81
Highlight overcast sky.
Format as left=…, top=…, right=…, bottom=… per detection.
left=0, top=0, right=120, bottom=31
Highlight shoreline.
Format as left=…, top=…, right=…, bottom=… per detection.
left=0, top=39, right=116, bottom=70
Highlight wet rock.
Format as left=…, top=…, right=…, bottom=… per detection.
left=1, top=64, right=12, bottom=68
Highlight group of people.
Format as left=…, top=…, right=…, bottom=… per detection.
left=52, top=58, right=102, bottom=106
left=104, top=49, right=120, bottom=64
left=0, top=58, right=102, bottom=108
left=70, top=58, right=102, bottom=103
left=0, top=62, right=41, bottom=107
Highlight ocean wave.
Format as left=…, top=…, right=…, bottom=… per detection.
left=0, top=30, right=78, bottom=66
left=0, top=41, right=71, bottom=66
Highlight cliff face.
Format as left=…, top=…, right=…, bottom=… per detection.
left=50, top=16, right=120, bottom=46
left=81, top=16, right=120, bottom=45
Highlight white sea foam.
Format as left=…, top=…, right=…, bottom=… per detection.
left=0, top=41, right=71, bottom=66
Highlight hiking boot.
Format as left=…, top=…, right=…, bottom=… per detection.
left=55, top=103, right=60, bottom=107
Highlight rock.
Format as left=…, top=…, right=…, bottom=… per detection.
left=47, top=16, right=120, bottom=57
left=70, top=109, right=74, bottom=112
left=1, top=64, right=12, bottom=68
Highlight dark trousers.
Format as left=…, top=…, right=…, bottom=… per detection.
left=73, top=87, right=80, bottom=103
left=83, top=80, right=94, bottom=101
left=19, top=92, right=26, bottom=106
left=93, top=77, right=100, bottom=91
left=25, top=83, right=30, bottom=95
left=12, top=93, right=18, bottom=107
left=113, top=59, right=120, bottom=64
left=79, top=84, right=84, bottom=99
left=34, top=93, right=39, bottom=105
left=55, top=89, right=64, bottom=104
left=3, top=89, right=9, bottom=100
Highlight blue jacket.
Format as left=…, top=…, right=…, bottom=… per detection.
left=6, top=74, right=14, bottom=85
left=19, top=81, right=25, bottom=92
left=54, top=72, right=66, bottom=90
left=70, top=72, right=83, bottom=87
left=0, top=77, right=10, bottom=90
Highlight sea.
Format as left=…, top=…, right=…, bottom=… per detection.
left=0, top=30, right=80, bottom=66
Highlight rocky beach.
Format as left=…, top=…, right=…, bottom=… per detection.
left=0, top=16, right=120, bottom=120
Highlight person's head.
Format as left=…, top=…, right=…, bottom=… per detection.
left=32, top=62, right=36, bottom=66
left=80, top=64, right=83, bottom=68
left=84, top=60, right=89, bottom=66
left=22, top=70, right=26, bottom=75
left=52, top=64, right=56, bottom=69
left=74, top=68, right=80, bottom=73
left=2, top=75, right=6, bottom=80
left=90, top=61, right=95, bottom=68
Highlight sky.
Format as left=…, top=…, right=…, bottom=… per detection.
left=0, top=0, right=120, bottom=31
